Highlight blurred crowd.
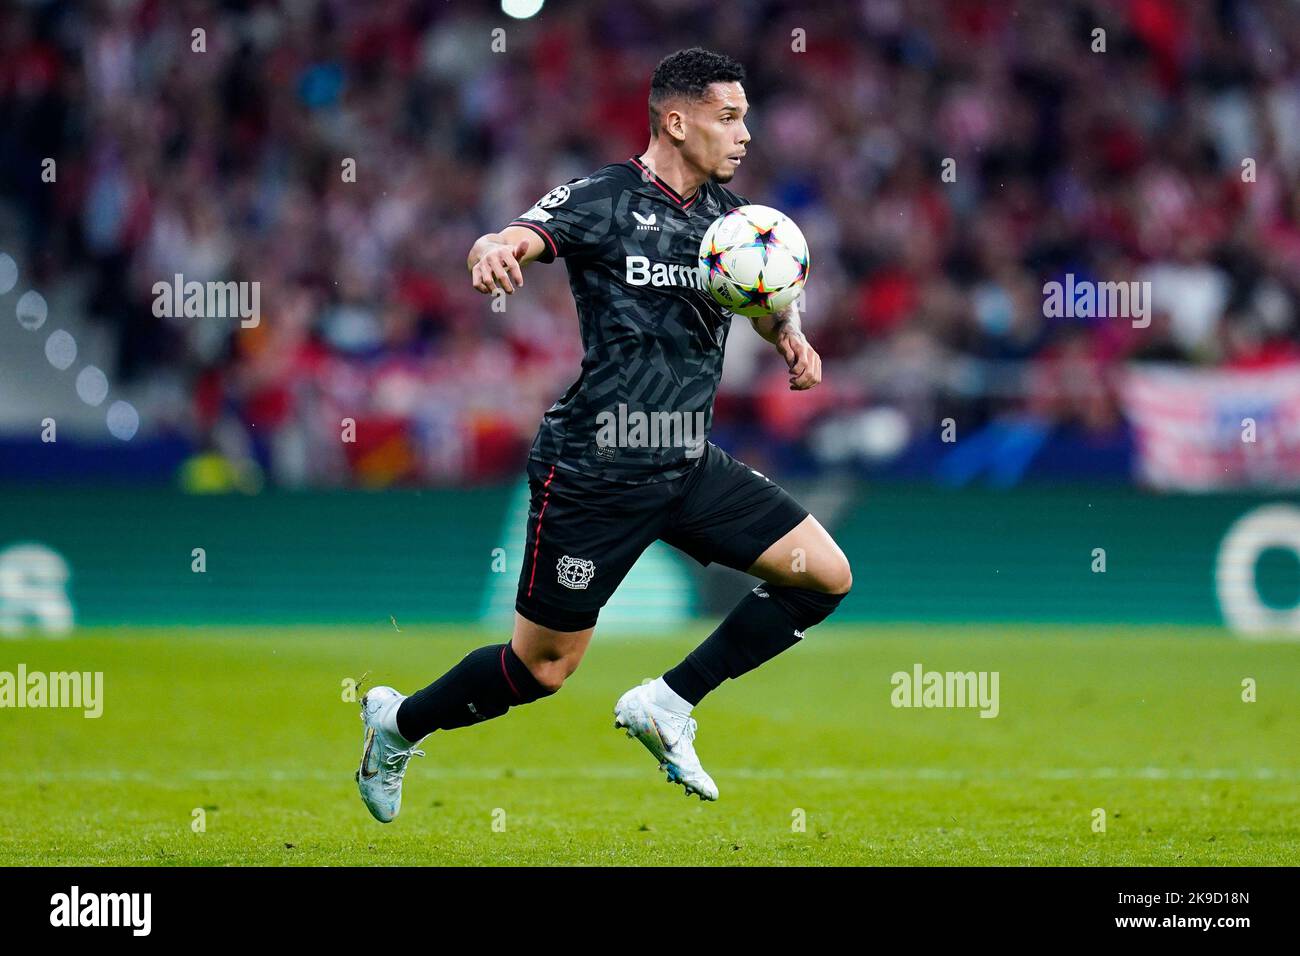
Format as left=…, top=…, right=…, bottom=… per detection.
left=3, top=0, right=1300, bottom=485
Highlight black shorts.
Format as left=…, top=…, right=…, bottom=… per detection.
left=515, top=442, right=809, bottom=632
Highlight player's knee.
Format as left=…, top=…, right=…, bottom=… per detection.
left=814, top=553, right=852, bottom=596
left=526, top=656, right=578, bottom=694
left=533, top=671, right=566, bottom=695
left=836, top=558, right=853, bottom=595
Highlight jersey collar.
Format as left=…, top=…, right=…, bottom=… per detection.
left=628, top=157, right=702, bottom=210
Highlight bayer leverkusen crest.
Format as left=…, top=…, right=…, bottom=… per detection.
left=556, top=555, right=595, bottom=590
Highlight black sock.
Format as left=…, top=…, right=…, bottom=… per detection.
left=395, top=643, right=554, bottom=741
left=663, top=584, right=848, bottom=705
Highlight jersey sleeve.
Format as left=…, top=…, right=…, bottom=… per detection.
left=507, top=176, right=613, bottom=263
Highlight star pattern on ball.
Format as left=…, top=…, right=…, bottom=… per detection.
left=702, top=241, right=727, bottom=280
left=737, top=273, right=775, bottom=311
left=741, top=219, right=780, bottom=263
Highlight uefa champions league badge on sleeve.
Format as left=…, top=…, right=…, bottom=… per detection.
left=537, top=184, right=571, bottom=208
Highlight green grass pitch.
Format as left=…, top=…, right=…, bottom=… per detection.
left=1, top=624, right=1296, bottom=865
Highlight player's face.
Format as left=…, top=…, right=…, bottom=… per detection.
left=687, top=82, right=750, bottom=183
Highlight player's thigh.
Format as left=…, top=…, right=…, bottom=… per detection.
left=746, top=513, right=852, bottom=594
left=661, top=443, right=811, bottom=576
left=515, top=460, right=668, bottom=634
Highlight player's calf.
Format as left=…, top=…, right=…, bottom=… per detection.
left=394, top=641, right=558, bottom=743
left=663, top=582, right=849, bottom=702
left=657, top=528, right=852, bottom=709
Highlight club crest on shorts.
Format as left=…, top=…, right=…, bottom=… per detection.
left=557, top=555, right=595, bottom=590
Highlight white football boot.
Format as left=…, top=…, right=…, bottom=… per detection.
left=614, top=681, right=718, bottom=801
left=355, top=686, right=426, bottom=823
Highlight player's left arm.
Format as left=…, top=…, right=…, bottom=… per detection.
left=750, top=305, right=821, bottom=391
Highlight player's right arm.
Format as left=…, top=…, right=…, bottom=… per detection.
left=470, top=176, right=612, bottom=294
left=467, top=226, right=546, bottom=295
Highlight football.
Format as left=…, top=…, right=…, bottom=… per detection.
left=698, top=204, right=810, bottom=317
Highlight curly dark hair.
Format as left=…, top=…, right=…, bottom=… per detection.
left=648, top=48, right=746, bottom=139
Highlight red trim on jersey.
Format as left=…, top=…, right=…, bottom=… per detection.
left=500, top=644, right=522, bottom=700
left=526, top=465, right=557, bottom=598
left=629, top=157, right=700, bottom=209
left=508, top=220, right=559, bottom=260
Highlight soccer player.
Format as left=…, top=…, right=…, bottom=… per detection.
left=356, top=48, right=852, bottom=821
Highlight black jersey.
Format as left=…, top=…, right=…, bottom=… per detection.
left=508, top=158, right=750, bottom=484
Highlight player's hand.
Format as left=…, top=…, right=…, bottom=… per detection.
left=470, top=239, right=530, bottom=295
left=776, top=330, right=822, bottom=390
